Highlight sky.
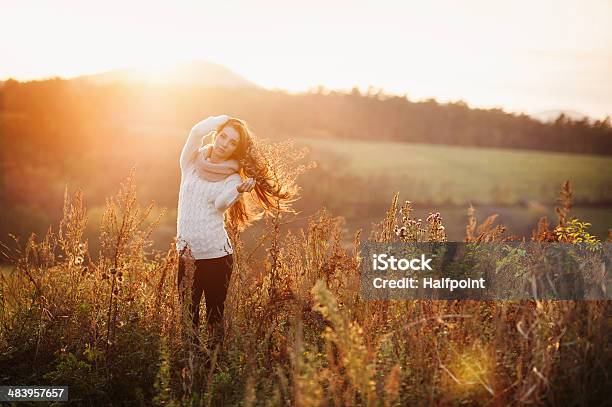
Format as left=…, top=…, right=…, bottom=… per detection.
left=2, top=0, right=611, bottom=119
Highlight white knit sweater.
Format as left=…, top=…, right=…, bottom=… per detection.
left=176, top=115, right=243, bottom=259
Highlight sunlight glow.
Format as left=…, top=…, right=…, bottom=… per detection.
left=1, top=0, right=611, bottom=118
left=442, top=341, right=495, bottom=399
left=131, top=62, right=177, bottom=84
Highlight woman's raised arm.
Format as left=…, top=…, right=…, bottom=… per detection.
left=180, top=114, right=229, bottom=171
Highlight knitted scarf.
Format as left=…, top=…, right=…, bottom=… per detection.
left=194, top=143, right=240, bottom=181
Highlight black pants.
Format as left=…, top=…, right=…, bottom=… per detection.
left=177, top=253, right=234, bottom=333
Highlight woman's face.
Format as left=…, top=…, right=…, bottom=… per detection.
left=213, top=125, right=240, bottom=161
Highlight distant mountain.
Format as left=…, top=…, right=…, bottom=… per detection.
left=530, top=109, right=590, bottom=123
left=73, top=60, right=258, bottom=88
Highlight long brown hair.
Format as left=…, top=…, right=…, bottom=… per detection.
left=204, top=117, right=298, bottom=231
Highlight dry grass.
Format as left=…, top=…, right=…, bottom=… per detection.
left=0, top=156, right=609, bottom=405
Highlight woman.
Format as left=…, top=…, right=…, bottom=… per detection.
left=176, top=114, right=295, bottom=345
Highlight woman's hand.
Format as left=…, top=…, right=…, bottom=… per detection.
left=236, top=177, right=256, bottom=193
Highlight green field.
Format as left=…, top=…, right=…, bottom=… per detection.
left=296, top=136, right=612, bottom=206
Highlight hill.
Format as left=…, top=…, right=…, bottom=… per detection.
left=73, top=60, right=258, bottom=88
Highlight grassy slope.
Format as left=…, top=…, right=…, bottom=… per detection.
left=296, top=136, right=612, bottom=206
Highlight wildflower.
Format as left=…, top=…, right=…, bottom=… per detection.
left=394, top=226, right=407, bottom=237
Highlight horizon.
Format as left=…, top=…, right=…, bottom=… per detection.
left=2, top=0, right=611, bottom=119
left=1, top=59, right=606, bottom=122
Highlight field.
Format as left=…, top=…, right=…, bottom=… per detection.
left=294, top=136, right=612, bottom=241
left=295, top=136, right=612, bottom=206
left=0, top=158, right=609, bottom=406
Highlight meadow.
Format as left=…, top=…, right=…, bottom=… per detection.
left=295, top=136, right=612, bottom=206
left=0, top=150, right=609, bottom=405
left=289, top=136, right=612, bottom=245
